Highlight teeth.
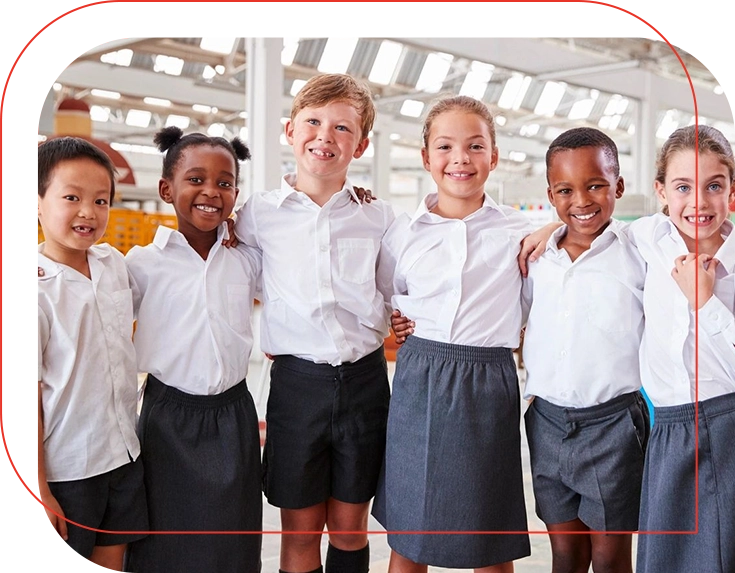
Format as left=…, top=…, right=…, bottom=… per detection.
left=195, top=205, right=218, bottom=213
left=573, top=213, right=595, bottom=220
left=73, top=226, right=93, bottom=232
left=311, top=149, right=334, bottom=157
left=686, top=216, right=711, bottom=223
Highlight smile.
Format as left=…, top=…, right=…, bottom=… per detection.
left=571, top=211, right=599, bottom=221
left=446, top=172, right=474, bottom=179
left=72, top=225, right=95, bottom=234
left=195, top=205, right=220, bottom=213
left=310, top=148, right=335, bottom=158
left=685, top=215, right=714, bottom=224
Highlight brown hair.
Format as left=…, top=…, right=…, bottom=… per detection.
left=422, top=95, right=496, bottom=149
left=291, top=74, right=375, bottom=139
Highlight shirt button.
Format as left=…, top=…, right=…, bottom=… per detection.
left=560, top=350, right=567, bottom=357
left=106, top=325, right=113, bottom=333
left=320, top=244, right=328, bottom=252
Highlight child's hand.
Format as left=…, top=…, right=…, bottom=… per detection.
left=41, top=489, right=68, bottom=540
left=518, top=223, right=561, bottom=277
left=390, top=310, right=414, bottom=344
left=352, top=186, right=374, bottom=204
left=671, top=253, right=718, bottom=310
left=222, top=218, right=239, bottom=248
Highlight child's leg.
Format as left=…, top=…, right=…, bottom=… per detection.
left=325, top=498, right=371, bottom=573
left=280, top=503, right=327, bottom=573
left=90, top=543, right=126, bottom=570
left=476, top=562, right=514, bottom=573
left=388, top=549, right=428, bottom=573
left=546, top=519, right=592, bottom=573
left=589, top=534, right=633, bottom=573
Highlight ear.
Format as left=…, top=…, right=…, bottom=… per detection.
left=654, top=180, right=667, bottom=208
left=728, top=180, right=735, bottom=205
left=615, top=176, right=625, bottom=199
left=158, top=178, right=173, bottom=204
left=421, top=147, right=431, bottom=172
left=546, top=186, right=556, bottom=207
left=352, top=137, right=370, bottom=159
left=284, top=120, right=295, bottom=146
left=37, top=195, right=42, bottom=217
left=489, top=146, right=499, bottom=171
left=234, top=187, right=240, bottom=201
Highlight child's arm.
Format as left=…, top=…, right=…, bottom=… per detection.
left=38, top=382, right=67, bottom=540
left=517, top=222, right=562, bottom=277
left=390, top=310, right=414, bottom=344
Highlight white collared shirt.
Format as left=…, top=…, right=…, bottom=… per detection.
left=233, top=174, right=395, bottom=366
left=38, top=244, right=140, bottom=482
left=522, top=219, right=646, bottom=407
left=377, top=193, right=534, bottom=347
left=126, top=223, right=261, bottom=395
left=629, top=213, right=735, bottom=407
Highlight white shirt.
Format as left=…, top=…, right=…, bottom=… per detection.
left=522, top=219, right=645, bottom=407
left=629, top=213, right=735, bottom=407
left=377, top=193, right=534, bottom=347
left=233, top=174, right=395, bottom=365
left=38, top=244, right=140, bottom=482
left=126, top=224, right=261, bottom=395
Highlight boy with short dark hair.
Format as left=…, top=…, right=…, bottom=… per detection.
left=37, top=137, right=147, bottom=570
left=522, top=127, right=649, bottom=573
left=234, top=73, right=394, bottom=573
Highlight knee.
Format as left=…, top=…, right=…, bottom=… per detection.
left=551, top=551, right=590, bottom=573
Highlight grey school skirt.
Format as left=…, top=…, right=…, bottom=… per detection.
left=372, top=336, right=530, bottom=568
left=636, top=392, right=735, bottom=573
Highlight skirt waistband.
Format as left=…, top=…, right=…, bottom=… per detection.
left=401, top=335, right=514, bottom=364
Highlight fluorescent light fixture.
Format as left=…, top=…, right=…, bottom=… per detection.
left=369, top=40, right=402, bottom=85
left=598, top=115, right=611, bottom=129
left=165, top=114, right=190, bottom=129
left=495, top=115, right=507, bottom=127
left=91, top=89, right=120, bottom=100
left=498, top=73, right=531, bottom=110
left=604, top=94, right=629, bottom=116
left=192, top=104, right=212, bottom=114
left=520, top=123, right=540, bottom=137
left=389, top=133, right=401, bottom=141
left=53, top=83, right=62, bottom=91
left=90, top=105, right=110, bottom=122
left=534, top=81, right=566, bottom=117
left=400, top=99, right=425, bottom=118
left=154, top=54, right=184, bottom=76
left=202, top=65, right=216, bottom=80
left=144, top=97, right=171, bottom=107
left=317, top=38, right=358, bottom=74
left=508, top=151, right=527, bottom=162
left=215, top=65, right=225, bottom=75
left=567, top=98, right=595, bottom=120
left=111, top=142, right=160, bottom=155
left=239, top=127, right=248, bottom=140
left=239, top=111, right=248, bottom=119
left=415, top=52, right=453, bottom=93
left=125, top=109, right=152, bottom=128
left=200, top=37, right=235, bottom=54
left=290, top=79, right=307, bottom=96
left=714, top=85, right=724, bottom=95
left=207, top=123, right=226, bottom=137
left=656, top=109, right=680, bottom=140
left=100, top=49, right=133, bottom=67
left=282, top=38, right=300, bottom=66
left=459, top=61, right=494, bottom=100
left=608, top=114, right=622, bottom=130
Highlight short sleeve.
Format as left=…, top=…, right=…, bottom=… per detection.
left=38, top=306, right=49, bottom=381
left=233, top=196, right=260, bottom=248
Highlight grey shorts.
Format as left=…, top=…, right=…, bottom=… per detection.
left=524, top=391, right=649, bottom=531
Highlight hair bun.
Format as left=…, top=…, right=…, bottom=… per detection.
left=154, top=126, right=184, bottom=152
left=231, top=137, right=251, bottom=162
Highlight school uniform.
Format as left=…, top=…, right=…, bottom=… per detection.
left=372, top=193, right=532, bottom=568
left=124, top=224, right=262, bottom=573
left=630, top=213, right=735, bottom=573
left=522, top=220, right=649, bottom=532
left=38, top=243, right=147, bottom=557
left=233, top=174, right=395, bottom=509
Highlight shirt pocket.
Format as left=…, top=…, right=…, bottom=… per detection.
left=480, top=230, right=525, bottom=270
left=585, top=278, right=634, bottom=333
left=227, top=283, right=252, bottom=333
left=111, top=288, right=135, bottom=338
left=337, top=238, right=377, bottom=284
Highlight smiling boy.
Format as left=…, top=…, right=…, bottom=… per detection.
left=521, top=127, right=649, bottom=573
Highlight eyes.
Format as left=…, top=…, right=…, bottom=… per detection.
left=306, top=118, right=352, bottom=133
left=435, top=143, right=486, bottom=151
left=63, top=195, right=109, bottom=206
left=674, top=182, right=724, bottom=194
left=555, top=184, right=606, bottom=195
left=187, top=177, right=235, bottom=188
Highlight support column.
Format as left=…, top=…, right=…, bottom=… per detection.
left=371, top=117, right=391, bottom=199
left=635, top=69, right=658, bottom=214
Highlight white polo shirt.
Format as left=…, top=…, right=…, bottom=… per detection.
left=126, top=223, right=261, bottom=395
left=629, top=213, right=735, bottom=407
left=233, top=174, right=395, bottom=366
left=521, top=219, right=646, bottom=407
left=377, top=193, right=534, bottom=348
left=38, top=243, right=140, bottom=482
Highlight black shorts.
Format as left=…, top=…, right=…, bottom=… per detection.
left=48, top=458, right=148, bottom=558
left=263, top=346, right=390, bottom=509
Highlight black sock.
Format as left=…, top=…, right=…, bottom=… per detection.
left=325, top=543, right=369, bottom=573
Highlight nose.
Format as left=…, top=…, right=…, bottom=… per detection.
left=452, top=149, right=470, bottom=164
left=317, top=125, right=333, bottom=143
left=695, top=185, right=709, bottom=210
left=77, top=200, right=95, bottom=219
left=201, top=181, right=221, bottom=197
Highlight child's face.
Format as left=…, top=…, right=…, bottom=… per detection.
left=547, top=147, right=623, bottom=242
left=38, top=158, right=112, bottom=257
left=159, top=145, right=238, bottom=238
left=655, top=150, right=735, bottom=251
left=285, top=101, right=369, bottom=186
left=421, top=110, right=497, bottom=202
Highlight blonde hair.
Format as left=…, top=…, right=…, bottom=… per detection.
left=422, top=95, right=496, bottom=149
left=291, top=74, right=375, bottom=139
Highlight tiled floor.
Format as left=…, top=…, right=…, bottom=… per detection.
left=249, top=357, right=637, bottom=572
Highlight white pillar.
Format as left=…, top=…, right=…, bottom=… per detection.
left=634, top=69, right=658, bottom=214
left=371, top=117, right=391, bottom=198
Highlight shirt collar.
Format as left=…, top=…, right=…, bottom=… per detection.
left=275, top=173, right=359, bottom=208
left=546, top=217, right=625, bottom=256
left=715, top=219, right=735, bottom=271
left=37, top=243, right=111, bottom=281
left=152, top=222, right=227, bottom=251
left=409, top=192, right=504, bottom=227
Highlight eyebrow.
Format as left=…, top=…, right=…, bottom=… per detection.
left=184, top=167, right=235, bottom=178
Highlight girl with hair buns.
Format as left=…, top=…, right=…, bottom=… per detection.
left=125, top=126, right=263, bottom=573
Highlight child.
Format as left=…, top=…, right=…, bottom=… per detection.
left=372, top=95, right=532, bottom=573
left=233, top=73, right=395, bottom=573
left=124, top=127, right=262, bottom=573
left=37, top=137, right=147, bottom=569
left=521, top=127, right=649, bottom=573
left=631, top=125, right=735, bottom=573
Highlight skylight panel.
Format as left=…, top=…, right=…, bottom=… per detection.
left=534, top=82, right=566, bottom=117
left=100, top=49, right=133, bottom=67
left=207, top=123, right=226, bottom=137
left=459, top=61, right=494, bottom=100
left=192, top=104, right=213, bottom=113
left=497, top=73, right=531, bottom=110
left=90, top=105, right=110, bottom=122
left=154, top=54, right=184, bottom=76
left=165, top=115, right=190, bottom=129
left=91, top=89, right=120, bottom=100
left=369, top=40, right=403, bottom=85
left=290, top=79, right=307, bottom=96
left=656, top=109, right=681, bottom=140
left=415, top=52, right=453, bottom=93
left=200, top=38, right=236, bottom=55
left=282, top=38, right=300, bottom=66
left=567, top=91, right=598, bottom=120
left=125, top=109, right=152, bottom=128
left=202, top=66, right=217, bottom=80
left=144, top=97, right=171, bottom=107
left=400, top=99, right=425, bottom=118
left=317, top=38, right=358, bottom=74
left=508, top=151, right=527, bottom=162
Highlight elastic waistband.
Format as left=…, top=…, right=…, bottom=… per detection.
left=401, top=335, right=513, bottom=364
left=273, top=345, right=385, bottom=376
left=533, top=391, right=642, bottom=423
left=654, top=391, right=735, bottom=424
left=144, top=374, right=252, bottom=408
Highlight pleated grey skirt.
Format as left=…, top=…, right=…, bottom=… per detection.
left=372, top=336, right=530, bottom=568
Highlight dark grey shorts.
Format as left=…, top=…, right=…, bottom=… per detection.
left=263, top=346, right=390, bottom=509
left=372, top=336, right=530, bottom=569
left=637, top=392, right=735, bottom=573
left=524, top=391, right=649, bottom=531
left=48, top=457, right=148, bottom=558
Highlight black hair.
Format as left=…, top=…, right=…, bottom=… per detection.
left=38, top=136, right=117, bottom=201
left=546, top=127, right=620, bottom=179
left=153, top=126, right=251, bottom=182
